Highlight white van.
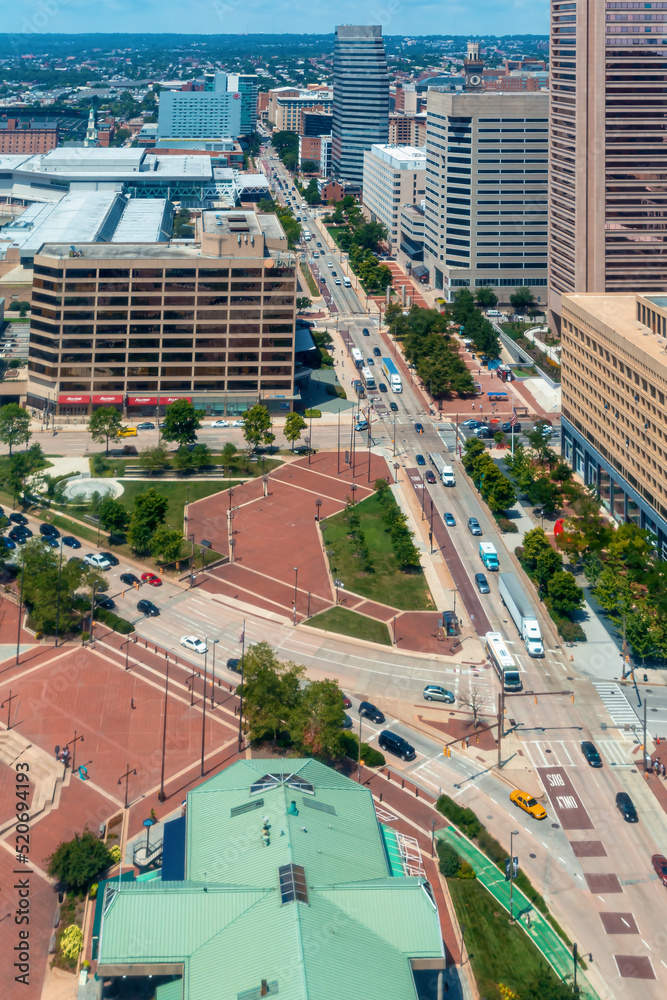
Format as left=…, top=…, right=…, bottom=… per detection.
left=486, top=309, right=501, bottom=318
left=343, top=277, right=351, bottom=287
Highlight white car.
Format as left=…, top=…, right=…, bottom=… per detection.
left=232, top=419, right=245, bottom=427
left=211, top=419, right=229, bottom=428
left=327, top=261, right=333, bottom=268
left=181, top=635, right=208, bottom=654
left=84, top=553, right=111, bottom=570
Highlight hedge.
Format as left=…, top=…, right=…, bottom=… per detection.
left=94, top=608, right=134, bottom=634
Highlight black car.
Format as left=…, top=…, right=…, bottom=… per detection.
left=379, top=730, right=416, bottom=761
left=372, top=346, right=382, bottom=357
left=120, top=572, right=141, bottom=587
left=475, top=572, right=490, bottom=594
left=415, top=423, right=424, bottom=434
left=581, top=740, right=602, bottom=767
left=95, top=595, right=116, bottom=611
left=137, top=599, right=160, bottom=616
left=378, top=383, right=388, bottom=392
left=39, top=523, right=60, bottom=538
left=99, top=551, right=119, bottom=566
left=41, top=536, right=59, bottom=548
left=342, top=713, right=353, bottom=730
left=362, top=327, right=370, bottom=337
left=62, top=536, right=81, bottom=548
left=616, top=792, right=638, bottom=823
left=389, top=401, right=399, bottom=412
left=9, top=527, right=30, bottom=544
left=359, top=701, right=385, bottom=724
left=227, top=657, right=242, bottom=673
left=9, top=512, right=28, bottom=525
left=501, top=421, right=522, bottom=433
left=366, top=357, right=374, bottom=366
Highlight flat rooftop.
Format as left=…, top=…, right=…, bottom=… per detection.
left=369, top=144, right=427, bottom=169
left=562, top=292, right=667, bottom=371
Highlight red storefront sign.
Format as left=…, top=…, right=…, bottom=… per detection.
left=127, top=396, right=191, bottom=406
left=92, top=394, right=123, bottom=404
left=58, top=394, right=90, bottom=404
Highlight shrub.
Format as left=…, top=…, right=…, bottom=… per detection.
left=304, top=408, right=322, bottom=418
left=554, top=617, right=587, bottom=642
left=436, top=794, right=481, bottom=839
left=497, top=517, right=519, bottom=534
left=60, top=925, right=83, bottom=961
left=361, top=743, right=385, bottom=767
left=457, top=859, right=476, bottom=879
left=47, top=829, right=114, bottom=893
left=95, top=609, right=134, bottom=634
left=109, top=845, right=121, bottom=863
left=437, top=840, right=460, bottom=877
left=89, top=883, right=98, bottom=900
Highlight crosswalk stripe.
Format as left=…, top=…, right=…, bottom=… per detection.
left=593, top=682, right=639, bottom=728
left=521, top=738, right=635, bottom=768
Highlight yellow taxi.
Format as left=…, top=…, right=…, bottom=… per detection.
left=509, top=788, right=547, bottom=820
left=117, top=427, right=138, bottom=438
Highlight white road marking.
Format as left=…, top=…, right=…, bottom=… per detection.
left=641, top=938, right=652, bottom=951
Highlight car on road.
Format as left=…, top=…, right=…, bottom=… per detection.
left=120, top=572, right=141, bottom=587
left=510, top=788, right=547, bottom=820
left=95, top=594, right=116, bottom=611
left=141, top=572, right=162, bottom=587
left=227, top=657, right=241, bottom=673
left=424, top=470, right=436, bottom=484
left=616, top=792, right=638, bottom=822
left=389, top=401, right=399, bottom=412
left=444, top=512, right=456, bottom=526
left=137, top=599, right=160, bottom=616
left=475, top=572, right=490, bottom=594
left=423, top=685, right=455, bottom=703
left=461, top=419, right=481, bottom=429
left=366, top=358, right=374, bottom=366
left=358, top=701, right=385, bottom=724
left=62, top=536, right=81, bottom=548
left=327, top=261, right=333, bottom=268
left=379, top=730, right=416, bottom=761
left=136, top=422, right=155, bottom=430
left=362, top=328, right=370, bottom=337
left=474, top=426, right=493, bottom=439
left=316, top=241, right=322, bottom=247
left=99, top=551, right=119, bottom=566
left=581, top=740, right=603, bottom=767
left=467, top=517, right=482, bottom=536
left=372, top=346, right=382, bottom=356
left=85, top=553, right=111, bottom=570
left=181, top=635, right=207, bottom=654
left=378, top=382, right=388, bottom=392
left=117, top=427, right=138, bottom=438
left=332, top=270, right=338, bottom=277
left=342, top=714, right=353, bottom=730
left=415, top=454, right=425, bottom=466
left=652, top=854, right=667, bottom=886
left=501, top=421, right=522, bottom=433
left=211, top=419, right=229, bottom=428
left=39, top=523, right=60, bottom=538
left=232, top=419, right=245, bottom=427
left=415, top=423, right=424, bottom=434
left=334, top=278, right=341, bottom=285
left=9, top=513, right=28, bottom=525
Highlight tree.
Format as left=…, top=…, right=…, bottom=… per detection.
left=300, top=160, right=318, bottom=174
left=47, top=829, right=114, bottom=894
left=19, top=538, right=89, bottom=633
left=474, top=286, right=498, bottom=309
left=284, top=412, right=307, bottom=451
left=87, top=407, right=123, bottom=453
left=7, top=444, right=45, bottom=504
left=288, top=678, right=347, bottom=760
left=126, top=517, right=154, bottom=556
left=133, top=487, right=168, bottom=531
left=151, top=525, right=184, bottom=566
left=160, top=399, right=202, bottom=446
left=509, top=285, right=536, bottom=314
left=98, top=496, right=128, bottom=534
left=139, top=445, right=168, bottom=474
left=173, top=446, right=195, bottom=473
left=304, top=177, right=320, bottom=204
left=484, top=475, right=517, bottom=514
left=521, top=527, right=553, bottom=569
left=547, top=571, right=584, bottom=616
left=296, top=297, right=312, bottom=310
left=242, top=404, right=275, bottom=452
left=191, top=443, right=211, bottom=469
left=0, top=402, right=31, bottom=456
left=459, top=686, right=485, bottom=728
left=240, top=641, right=304, bottom=742
left=528, top=475, right=562, bottom=516
left=221, top=442, right=238, bottom=476
left=521, top=968, right=579, bottom=1000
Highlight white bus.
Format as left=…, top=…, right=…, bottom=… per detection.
left=485, top=631, right=522, bottom=692
left=361, top=366, right=376, bottom=390
left=351, top=348, right=364, bottom=369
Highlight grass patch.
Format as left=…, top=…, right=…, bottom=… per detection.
left=447, top=878, right=563, bottom=1000
left=308, top=606, right=392, bottom=645
left=301, top=265, right=319, bottom=298
left=322, top=493, right=434, bottom=610
left=36, top=510, right=100, bottom=545
left=512, top=366, right=538, bottom=378
left=112, top=479, right=233, bottom=529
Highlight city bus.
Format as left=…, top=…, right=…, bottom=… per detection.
left=351, top=347, right=364, bottom=369
left=485, top=631, right=522, bottom=691
left=361, top=366, right=376, bottom=390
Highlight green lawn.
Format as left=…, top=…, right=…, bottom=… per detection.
left=321, top=493, right=434, bottom=610
left=448, top=878, right=564, bottom=1000
left=301, top=265, right=320, bottom=298
left=307, top=606, right=391, bottom=645
left=114, top=479, right=236, bottom=530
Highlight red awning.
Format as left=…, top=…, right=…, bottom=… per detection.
left=164, top=396, right=191, bottom=404
left=92, top=394, right=123, bottom=404
left=58, top=394, right=90, bottom=404
left=127, top=396, right=157, bottom=405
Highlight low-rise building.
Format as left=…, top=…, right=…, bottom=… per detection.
left=561, top=291, right=667, bottom=557
left=0, top=117, right=58, bottom=153
left=362, top=144, right=426, bottom=253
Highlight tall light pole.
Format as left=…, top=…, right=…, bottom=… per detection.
left=509, top=829, right=519, bottom=922
left=158, top=652, right=170, bottom=801
left=15, top=547, right=25, bottom=665
left=237, top=621, right=246, bottom=754
left=54, top=535, right=64, bottom=647
left=118, top=763, right=137, bottom=810
left=188, top=533, right=195, bottom=588
left=200, top=639, right=208, bottom=777
left=210, top=638, right=219, bottom=708
left=293, top=566, right=298, bottom=625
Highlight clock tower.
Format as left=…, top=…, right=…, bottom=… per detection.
left=463, top=41, right=484, bottom=93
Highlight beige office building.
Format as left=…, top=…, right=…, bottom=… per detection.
left=267, top=87, right=333, bottom=133
left=423, top=88, right=549, bottom=304
left=548, top=1, right=667, bottom=329
left=560, top=291, right=667, bottom=557
left=27, top=211, right=298, bottom=418
left=362, top=144, right=426, bottom=252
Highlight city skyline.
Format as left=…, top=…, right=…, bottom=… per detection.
left=6, top=1, right=550, bottom=38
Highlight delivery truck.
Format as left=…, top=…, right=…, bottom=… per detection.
left=428, top=452, right=456, bottom=487
left=499, top=573, right=544, bottom=657
left=479, top=541, right=499, bottom=571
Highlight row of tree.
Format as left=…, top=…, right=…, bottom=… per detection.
left=374, top=478, right=422, bottom=569
left=462, top=437, right=517, bottom=515
left=517, top=527, right=585, bottom=641
left=385, top=304, right=476, bottom=400
left=451, top=290, right=502, bottom=358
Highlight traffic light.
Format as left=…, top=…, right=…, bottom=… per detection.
left=571, top=693, right=575, bottom=703
left=476, top=733, right=480, bottom=744
left=461, top=740, right=466, bottom=749
left=534, top=695, right=538, bottom=705
left=443, top=746, right=451, bottom=757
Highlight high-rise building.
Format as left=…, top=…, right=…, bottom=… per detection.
left=560, top=291, right=667, bottom=557
left=227, top=74, right=258, bottom=135
left=423, top=87, right=549, bottom=303
left=27, top=210, right=297, bottom=418
left=332, top=25, right=390, bottom=184
left=158, top=73, right=242, bottom=141
left=548, top=1, right=667, bottom=330
left=362, top=145, right=426, bottom=253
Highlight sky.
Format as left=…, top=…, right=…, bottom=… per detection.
left=6, top=0, right=549, bottom=40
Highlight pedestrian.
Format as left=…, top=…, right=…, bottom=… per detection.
left=472, top=402, right=475, bottom=411
left=643, top=673, right=648, bottom=682
left=662, top=763, right=666, bottom=778
left=131, top=698, right=136, bottom=710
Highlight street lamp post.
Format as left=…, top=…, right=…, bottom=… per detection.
left=315, top=498, right=322, bottom=521
left=118, top=763, right=137, bottom=810
left=158, top=653, right=170, bottom=801
left=54, top=535, right=65, bottom=647
left=431, top=818, right=436, bottom=858
left=65, top=730, right=85, bottom=772
left=237, top=621, right=246, bottom=754
left=293, top=567, right=298, bottom=625
left=509, top=829, right=519, bottom=922
left=188, top=533, right=195, bottom=588
left=15, top=547, right=25, bottom=665
left=210, top=638, right=219, bottom=708
left=351, top=483, right=358, bottom=505
left=200, top=640, right=208, bottom=777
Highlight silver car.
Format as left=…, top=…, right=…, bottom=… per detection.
left=423, top=685, right=455, bottom=703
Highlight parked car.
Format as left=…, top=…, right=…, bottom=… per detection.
left=117, top=427, right=137, bottom=438
left=425, top=471, right=436, bottom=484
left=41, top=536, right=59, bottom=548
left=211, top=419, right=229, bottom=428
left=1, top=537, right=16, bottom=551
left=99, top=551, right=119, bottom=566
left=510, top=788, right=547, bottom=820
left=444, top=512, right=456, bottom=526
left=341, top=693, right=352, bottom=709
left=373, top=346, right=382, bottom=357
left=68, top=556, right=84, bottom=567
left=616, top=791, right=638, bottom=823
left=9, top=528, right=30, bottom=544
left=9, top=513, right=28, bottom=525
left=461, top=419, right=481, bottom=429
left=85, top=553, right=111, bottom=570
left=62, top=536, right=81, bottom=548
left=137, top=599, right=160, bottom=617
left=39, top=523, right=60, bottom=538
left=389, top=401, right=399, bottom=412
left=181, top=635, right=208, bottom=654
left=379, top=730, right=416, bottom=761
left=468, top=517, right=482, bottom=536
left=141, top=572, right=162, bottom=587
left=581, top=740, right=603, bottom=767
left=358, top=701, right=385, bottom=724
left=136, top=422, right=155, bottom=430
left=475, top=572, right=490, bottom=594
left=342, top=714, right=353, bottom=730
left=652, top=854, right=667, bottom=886
left=423, top=685, right=455, bottom=703
left=232, top=419, right=245, bottom=427
left=120, top=572, right=141, bottom=587
left=416, top=454, right=426, bottom=466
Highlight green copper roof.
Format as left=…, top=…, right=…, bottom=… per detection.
left=98, top=759, right=443, bottom=1000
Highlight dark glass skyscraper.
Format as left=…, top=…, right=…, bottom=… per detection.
left=332, top=25, right=390, bottom=184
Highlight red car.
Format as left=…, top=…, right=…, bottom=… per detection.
left=141, top=572, right=162, bottom=587
left=341, top=693, right=352, bottom=709
left=652, top=854, right=667, bottom=886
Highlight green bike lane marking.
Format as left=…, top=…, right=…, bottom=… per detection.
left=437, top=826, right=599, bottom=999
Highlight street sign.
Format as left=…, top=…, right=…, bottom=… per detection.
left=505, top=857, right=519, bottom=880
